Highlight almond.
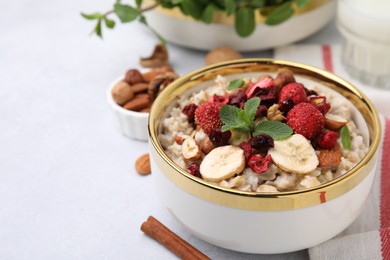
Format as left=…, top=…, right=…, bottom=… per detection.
left=123, top=94, right=150, bottom=111
left=135, top=153, right=151, bottom=176
left=112, top=81, right=134, bottom=105
left=131, top=83, right=149, bottom=94
left=325, top=117, right=347, bottom=131
left=318, top=142, right=342, bottom=170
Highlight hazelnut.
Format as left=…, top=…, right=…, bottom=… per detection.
left=111, top=81, right=134, bottom=106
left=205, top=47, right=242, bottom=65
left=124, top=69, right=145, bottom=85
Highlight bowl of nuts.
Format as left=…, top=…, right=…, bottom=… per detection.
left=108, top=66, right=178, bottom=141
left=148, top=59, right=382, bottom=253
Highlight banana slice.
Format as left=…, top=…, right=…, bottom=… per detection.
left=268, top=134, right=318, bottom=174
left=200, top=145, right=245, bottom=182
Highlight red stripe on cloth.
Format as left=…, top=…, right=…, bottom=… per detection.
left=321, top=44, right=334, bottom=73
left=381, top=119, right=390, bottom=259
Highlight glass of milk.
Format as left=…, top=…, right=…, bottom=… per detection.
left=337, top=0, right=390, bottom=89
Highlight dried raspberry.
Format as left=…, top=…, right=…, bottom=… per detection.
left=182, top=103, right=198, bottom=123
left=286, top=103, right=325, bottom=140
left=228, top=91, right=247, bottom=108
left=194, top=102, right=224, bottom=134
left=255, top=105, right=268, bottom=118
left=239, top=141, right=252, bottom=162
left=187, top=163, right=201, bottom=178
left=249, top=134, right=274, bottom=151
left=246, top=77, right=274, bottom=99
left=278, top=82, right=308, bottom=106
left=309, top=96, right=330, bottom=115
left=208, top=128, right=231, bottom=147
left=248, top=154, right=272, bottom=174
left=317, top=131, right=339, bottom=149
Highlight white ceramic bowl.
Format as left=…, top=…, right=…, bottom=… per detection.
left=148, top=59, right=382, bottom=254
left=146, top=0, right=336, bottom=51
left=107, top=78, right=149, bottom=141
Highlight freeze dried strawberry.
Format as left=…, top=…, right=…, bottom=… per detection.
left=248, top=154, right=272, bottom=174
left=286, top=103, right=325, bottom=140
left=194, top=102, right=224, bottom=134
left=246, top=77, right=274, bottom=99
left=239, top=141, right=252, bottom=162
left=187, top=163, right=201, bottom=178
left=278, top=82, right=308, bottom=106
left=249, top=134, right=274, bottom=151
left=317, top=131, right=339, bottom=149
left=309, top=96, right=330, bottom=115
left=208, top=128, right=231, bottom=147
left=182, top=103, right=198, bottom=123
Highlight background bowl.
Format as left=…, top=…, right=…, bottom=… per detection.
left=107, top=77, right=149, bottom=141
left=148, top=59, right=381, bottom=253
left=146, top=0, right=336, bottom=51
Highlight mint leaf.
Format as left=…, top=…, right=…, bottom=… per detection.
left=81, top=12, right=102, bottom=20
left=228, top=79, right=244, bottom=90
left=201, top=3, right=219, bottom=24
left=253, top=121, right=293, bottom=140
left=296, top=0, right=310, bottom=8
left=220, top=105, right=249, bottom=132
left=244, top=97, right=260, bottom=124
left=224, top=0, right=236, bottom=15
left=104, top=17, right=116, bottom=28
left=340, top=125, right=351, bottom=150
left=235, top=7, right=255, bottom=37
left=94, top=19, right=103, bottom=38
left=265, top=2, right=294, bottom=26
left=114, top=3, right=139, bottom=23
left=135, top=0, right=143, bottom=8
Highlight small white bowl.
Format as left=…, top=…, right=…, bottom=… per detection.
left=107, top=77, right=149, bottom=141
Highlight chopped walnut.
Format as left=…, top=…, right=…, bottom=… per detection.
left=267, top=104, right=285, bottom=121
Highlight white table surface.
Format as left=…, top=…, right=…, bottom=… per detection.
left=0, top=1, right=387, bottom=259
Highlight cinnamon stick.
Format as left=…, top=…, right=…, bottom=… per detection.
left=140, top=216, right=210, bottom=260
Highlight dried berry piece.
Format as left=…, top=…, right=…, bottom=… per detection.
left=317, top=131, right=339, bottom=149
left=309, top=96, right=331, bottom=115
left=279, top=98, right=294, bottom=113
left=208, top=128, right=232, bottom=147
left=228, top=91, right=247, bottom=108
left=249, top=134, right=274, bottom=151
left=239, top=141, right=252, bottom=162
left=195, top=102, right=224, bottom=134
left=187, top=163, right=201, bottom=178
left=255, top=105, right=268, bottom=118
left=278, top=82, right=308, bottom=106
left=304, top=87, right=318, bottom=96
left=248, top=154, right=272, bottom=174
left=213, top=94, right=229, bottom=104
left=182, top=104, right=198, bottom=123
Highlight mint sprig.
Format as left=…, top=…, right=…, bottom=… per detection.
left=227, top=79, right=244, bottom=91
left=253, top=120, right=292, bottom=140
left=220, top=97, right=260, bottom=133
left=340, top=125, right=351, bottom=150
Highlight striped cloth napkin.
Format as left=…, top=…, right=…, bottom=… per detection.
left=275, top=44, right=390, bottom=259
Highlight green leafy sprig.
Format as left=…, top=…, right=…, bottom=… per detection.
left=340, top=125, right=351, bottom=150
left=220, top=97, right=292, bottom=140
left=82, top=0, right=312, bottom=40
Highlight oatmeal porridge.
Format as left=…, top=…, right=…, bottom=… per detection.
left=158, top=69, right=368, bottom=192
